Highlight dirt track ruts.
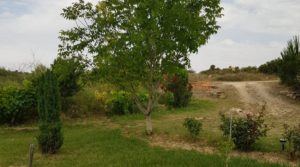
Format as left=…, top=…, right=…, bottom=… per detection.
left=223, top=80, right=299, bottom=116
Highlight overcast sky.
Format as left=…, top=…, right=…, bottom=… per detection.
left=0, top=0, right=299, bottom=72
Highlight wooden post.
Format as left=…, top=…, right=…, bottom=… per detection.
left=229, top=112, right=232, bottom=140
left=28, top=144, right=34, bottom=167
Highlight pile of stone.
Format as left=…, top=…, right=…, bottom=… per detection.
left=279, top=90, right=300, bottom=100
left=211, top=91, right=226, bottom=99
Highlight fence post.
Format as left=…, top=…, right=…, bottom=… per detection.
left=28, top=144, right=34, bottom=167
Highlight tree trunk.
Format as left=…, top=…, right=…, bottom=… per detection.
left=145, top=114, right=153, bottom=135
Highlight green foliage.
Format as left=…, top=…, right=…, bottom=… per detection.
left=218, top=140, right=234, bottom=167
left=183, top=118, right=202, bottom=137
left=52, top=56, right=86, bottom=98
left=258, top=58, right=281, bottom=74
left=202, top=66, right=258, bottom=74
left=220, top=112, right=268, bottom=151
left=61, top=88, right=103, bottom=117
left=159, top=92, right=175, bottom=107
left=107, top=91, right=147, bottom=116
left=107, top=91, right=134, bottom=115
left=59, top=0, right=222, bottom=134
left=37, top=70, right=63, bottom=154
left=282, top=124, right=300, bottom=160
left=59, top=0, right=222, bottom=123
left=165, top=68, right=192, bottom=108
left=0, top=65, right=51, bottom=125
left=0, top=85, right=36, bottom=125
left=278, top=36, right=300, bottom=89
left=209, top=65, right=216, bottom=71
left=0, top=67, right=28, bottom=87
left=240, top=66, right=258, bottom=73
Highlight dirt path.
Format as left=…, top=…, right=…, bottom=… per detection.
left=223, top=81, right=299, bottom=116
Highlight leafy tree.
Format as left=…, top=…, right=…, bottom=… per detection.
left=37, top=70, right=63, bottom=154
left=258, top=58, right=281, bottom=74
left=59, top=0, right=223, bottom=134
left=278, top=36, right=300, bottom=89
left=240, top=66, right=257, bottom=73
left=52, top=56, right=86, bottom=98
left=209, top=64, right=216, bottom=71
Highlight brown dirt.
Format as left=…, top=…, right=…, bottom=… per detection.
left=223, top=80, right=300, bottom=116
left=149, top=134, right=216, bottom=154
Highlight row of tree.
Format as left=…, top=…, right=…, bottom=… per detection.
left=259, top=36, right=300, bottom=90
left=202, top=65, right=259, bottom=74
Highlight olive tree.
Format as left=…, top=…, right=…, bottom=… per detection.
left=59, top=0, right=223, bottom=134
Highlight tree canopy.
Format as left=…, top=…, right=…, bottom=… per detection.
left=59, top=0, right=223, bottom=134
left=278, top=36, right=300, bottom=88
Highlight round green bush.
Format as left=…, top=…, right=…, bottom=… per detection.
left=0, top=86, right=36, bottom=125
left=107, top=91, right=135, bottom=115
left=220, top=112, right=268, bottom=151
left=183, top=118, right=202, bottom=138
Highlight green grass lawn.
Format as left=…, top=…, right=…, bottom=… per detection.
left=0, top=123, right=287, bottom=167
left=106, top=99, right=296, bottom=164
left=0, top=99, right=295, bottom=166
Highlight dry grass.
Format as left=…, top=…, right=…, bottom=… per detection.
left=189, top=72, right=278, bottom=82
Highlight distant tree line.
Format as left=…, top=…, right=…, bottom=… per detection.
left=201, top=65, right=258, bottom=74
left=0, top=68, right=28, bottom=85
left=258, top=58, right=281, bottom=74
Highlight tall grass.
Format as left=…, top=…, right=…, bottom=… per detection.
left=191, top=72, right=278, bottom=82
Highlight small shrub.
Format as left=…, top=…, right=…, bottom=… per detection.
left=220, top=111, right=268, bottom=151
left=106, top=91, right=148, bottom=116
left=52, top=56, right=86, bottom=98
left=73, top=87, right=101, bottom=114
left=164, top=68, right=192, bottom=108
left=183, top=118, right=202, bottom=138
left=37, top=70, right=63, bottom=154
left=282, top=124, right=300, bottom=160
left=159, top=92, right=174, bottom=107
left=107, top=91, right=134, bottom=115
left=94, top=90, right=108, bottom=110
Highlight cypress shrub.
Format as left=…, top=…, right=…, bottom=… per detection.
left=37, top=70, right=63, bottom=154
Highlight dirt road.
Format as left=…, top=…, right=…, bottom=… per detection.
left=223, top=81, right=299, bottom=116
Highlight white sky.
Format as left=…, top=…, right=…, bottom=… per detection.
left=0, top=0, right=299, bottom=72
